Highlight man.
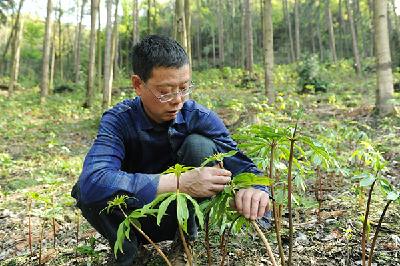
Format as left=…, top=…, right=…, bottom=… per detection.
left=72, top=35, right=269, bottom=265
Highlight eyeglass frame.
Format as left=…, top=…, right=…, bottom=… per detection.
left=142, top=80, right=195, bottom=103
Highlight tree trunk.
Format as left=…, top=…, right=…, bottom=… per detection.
left=244, top=0, right=253, bottom=74
left=84, top=0, right=99, bottom=108
left=74, top=0, right=87, bottom=84
left=264, top=0, right=274, bottom=103
left=325, top=0, right=337, bottom=62
left=147, top=0, right=151, bottom=34
left=374, top=0, right=394, bottom=115
left=346, top=0, right=361, bottom=76
left=103, top=0, right=114, bottom=109
left=317, top=0, right=324, bottom=61
left=97, top=2, right=102, bottom=91
left=282, top=0, right=295, bottom=62
left=111, top=0, right=119, bottom=83
left=8, top=0, right=25, bottom=96
left=212, top=26, right=216, bottom=66
left=132, top=0, right=139, bottom=46
left=195, top=0, right=201, bottom=65
left=217, top=0, right=224, bottom=67
left=175, top=0, right=187, bottom=50
left=294, top=0, right=300, bottom=60
left=185, top=0, right=191, bottom=65
left=49, top=22, right=57, bottom=93
left=57, top=0, right=64, bottom=82
left=40, top=0, right=53, bottom=104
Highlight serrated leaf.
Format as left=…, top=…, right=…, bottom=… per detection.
left=157, top=194, right=177, bottom=225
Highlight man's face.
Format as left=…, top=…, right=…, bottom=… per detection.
left=132, top=64, right=191, bottom=124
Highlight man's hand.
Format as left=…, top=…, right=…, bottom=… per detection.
left=234, top=188, right=269, bottom=220
left=179, top=167, right=231, bottom=197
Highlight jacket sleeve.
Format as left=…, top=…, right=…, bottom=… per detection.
left=195, top=110, right=269, bottom=194
left=78, top=111, right=159, bottom=206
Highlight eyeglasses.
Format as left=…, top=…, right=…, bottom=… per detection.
left=144, top=81, right=195, bottom=103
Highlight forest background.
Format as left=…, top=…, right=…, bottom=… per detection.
left=0, top=0, right=400, bottom=265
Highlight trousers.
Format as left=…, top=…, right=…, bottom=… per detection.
left=73, top=134, right=218, bottom=265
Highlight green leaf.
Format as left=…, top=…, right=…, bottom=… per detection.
left=147, top=192, right=174, bottom=209
left=185, top=194, right=205, bottom=229
left=114, top=222, right=126, bottom=258
left=360, top=175, right=376, bottom=187
left=177, top=194, right=189, bottom=233
left=200, top=150, right=238, bottom=167
left=157, top=194, right=177, bottom=225
left=124, top=219, right=131, bottom=240
left=387, top=191, right=399, bottom=201
left=233, top=173, right=273, bottom=188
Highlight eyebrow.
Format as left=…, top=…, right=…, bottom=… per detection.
left=155, top=80, right=191, bottom=87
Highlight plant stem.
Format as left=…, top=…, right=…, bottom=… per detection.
left=287, top=124, right=297, bottom=266
left=52, top=195, right=56, bottom=249
left=118, top=206, right=172, bottom=266
left=38, top=219, right=46, bottom=266
left=269, top=141, right=285, bottom=266
left=205, top=211, right=212, bottom=266
left=367, top=200, right=392, bottom=266
left=28, top=199, right=33, bottom=258
left=251, top=220, right=278, bottom=266
left=316, top=166, right=323, bottom=223
left=75, top=210, right=80, bottom=257
left=178, top=224, right=192, bottom=266
left=220, top=216, right=240, bottom=266
left=219, top=229, right=227, bottom=266
left=362, top=180, right=376, bottom=266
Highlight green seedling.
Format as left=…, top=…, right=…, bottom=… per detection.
left=104, top=195, right=172, bottom=265
left=156, top=164, right=204, bottom=266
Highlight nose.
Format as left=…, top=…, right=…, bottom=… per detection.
left=169, top=93, right=185, bottom=105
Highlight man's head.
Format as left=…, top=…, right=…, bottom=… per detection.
left=131, top=35, right=192, bottom=124
left=131, top=35, right=189, bottom=82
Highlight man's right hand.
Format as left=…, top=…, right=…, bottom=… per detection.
left=179, top=167, right=232, bottom=197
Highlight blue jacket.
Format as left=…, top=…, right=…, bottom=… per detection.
left=76, top=97, right=264, bottom=207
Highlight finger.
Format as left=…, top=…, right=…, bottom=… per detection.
left=257, top=193, right=269, bottom=218
left=242, top=190, right=252, bottom=219
left=250, top=192, right=262, bottom=220
left=208, top=167, right=231, bottom=176
left=235, top=190, right=244, bottom=213
left=211, top=184, right=226, bottom=192
left=212, top=175, right=231, bottom=185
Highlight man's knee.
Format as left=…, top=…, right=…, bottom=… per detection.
left=177, top=134, right=218, bottom=166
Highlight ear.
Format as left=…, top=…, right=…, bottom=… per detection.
left=131, top=75, right=143, bottom=96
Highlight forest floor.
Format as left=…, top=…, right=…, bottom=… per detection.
left=1, top=66, right=400, bottom=265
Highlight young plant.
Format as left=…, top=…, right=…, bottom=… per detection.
left=200, top=150, right=237, bottom=265
left=103, top=195, right=172, bottom=266
left=157, top=164, right=205, bottom=266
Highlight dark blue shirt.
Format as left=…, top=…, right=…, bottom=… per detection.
left=77, top=97, right=264, bottom=206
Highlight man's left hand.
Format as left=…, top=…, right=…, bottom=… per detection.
left=234, top=188, right=270, bottom=220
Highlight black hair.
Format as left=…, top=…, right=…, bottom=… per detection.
left=131, top=35, right=189, bottom=82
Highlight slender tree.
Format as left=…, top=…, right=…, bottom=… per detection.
left=103, top=0, right=113, bottom=109
left=175, top=0, right=187, bottom=50
left=244, top=0, right=253, bottom=74
left=132, top=0, right=139, bottom=46
left=217, top=0, right=224, bottom=67
left=74, top=0, right=87, bottom=84
left=8, top=0, right=25, bottom=96
left=346, top=0, right=361, bottom=76
left=40, top=0, right=53, bottom=103
left=316, top=0, right=324, bottom=61
left=264, top=0, right=274, bottom=103
left=84, top=0, right=99, bottom=108
left=325, top=0, right=337, bottom=62
left=282, top=0, right=295, bottom=62
left=184, top=0, right=191, bottom=65
left=374, top=0, right=395, bottom=115
left=294, top=0, right=300, bottom=60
